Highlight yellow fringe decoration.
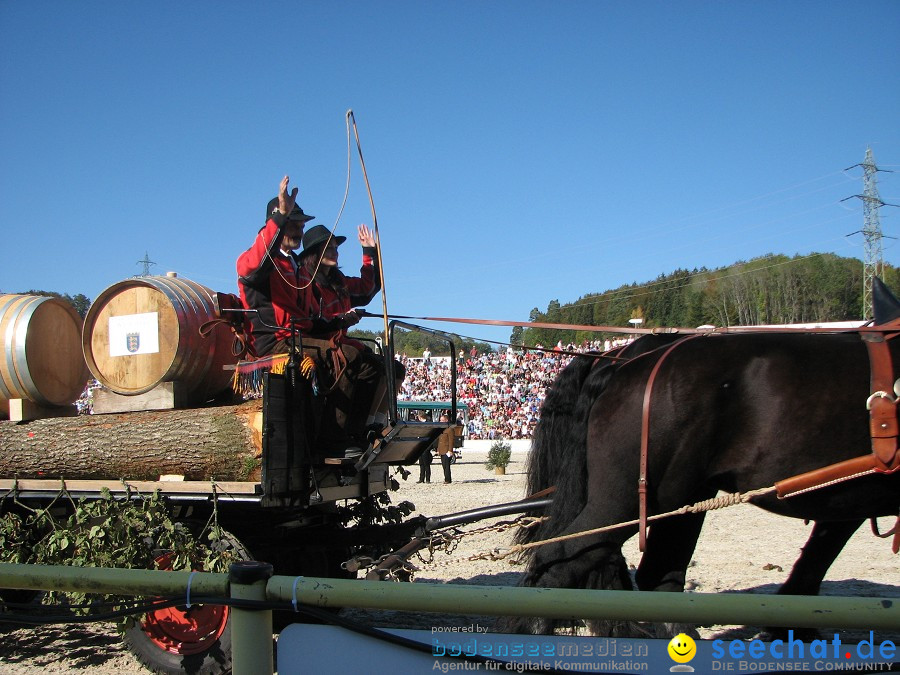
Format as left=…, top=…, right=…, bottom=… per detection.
left=231, top=353, right=318, bottom=398
left=231, top=354, right=291, bottom=397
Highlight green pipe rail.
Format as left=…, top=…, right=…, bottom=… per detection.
left=1, top=562, right=898, bottom=675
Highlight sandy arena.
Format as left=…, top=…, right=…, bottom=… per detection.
left=0, top=448, right=897, bottom=673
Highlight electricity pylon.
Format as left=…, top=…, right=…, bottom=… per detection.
left=136, top=252, right=156, bottom=277
left=844, top=148, right=894, bottom=320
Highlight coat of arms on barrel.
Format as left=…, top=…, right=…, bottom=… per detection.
left=126, top=332, right=140, bottom=353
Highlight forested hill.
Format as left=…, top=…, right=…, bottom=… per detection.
left=517, top=253, right=900, bottom=348
left=9, top=253, right=897, bottom=355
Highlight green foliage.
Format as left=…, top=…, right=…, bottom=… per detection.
left=0, top=487, right=235, bottom=617
left=484, top=441, right=512, bottom=470
left=18, top=290, right=92, bottom=317
left=336, top=470, right=417, bottom=563
left=509, top=325, right=524, bottom=346
left=241, top=455, right=261, bottom=480
left=348, top=327, right=493, bottom=356
left=339, top=489, right=415, bottom=530
left=339, top=467, right=415, bottom=530
left=521, top=253, right=884, bottom=346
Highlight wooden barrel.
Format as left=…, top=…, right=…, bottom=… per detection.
left=82, top=276, right=237, bottom=402
left=0, top=294, right=89, bottom=411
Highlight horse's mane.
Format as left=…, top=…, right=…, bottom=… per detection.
left=517, top=335, right=680, bottom=548
left=521, top=351, right=602, bottom=520
left=873, top=276, right=900, bottom=325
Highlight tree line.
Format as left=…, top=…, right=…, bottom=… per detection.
left=517, top=253, right=899, bottom=348
left=348, top=328, right=493, bottom=358
left=4, top=290, right=92, bottom=318
left=9, top=252, right=896, bottom=353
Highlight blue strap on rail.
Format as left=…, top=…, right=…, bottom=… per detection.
left=291, top=576, right=304, bottom=612
left=185, top=571, right=198, bottom=609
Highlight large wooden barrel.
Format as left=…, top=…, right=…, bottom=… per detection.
left=0, top=294, right=89, bottom=411
left=82, top=276, right=237, bottom=402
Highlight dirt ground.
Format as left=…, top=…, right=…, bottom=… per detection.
left=0, top=451, right=897, bottom=673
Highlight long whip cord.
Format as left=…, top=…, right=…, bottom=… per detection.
left=347, top=109, right=391, bottom=347
left=259, top=113, right=356, bottom=292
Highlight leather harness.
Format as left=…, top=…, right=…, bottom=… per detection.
left=636, top=328, right=900, bottom=554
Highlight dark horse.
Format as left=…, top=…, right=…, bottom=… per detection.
left=508, top=293, right=900, bottom=636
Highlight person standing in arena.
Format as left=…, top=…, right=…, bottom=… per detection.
left=438, top=412, right=454, bottom=483
left=417, top=411, right=434, bottom=483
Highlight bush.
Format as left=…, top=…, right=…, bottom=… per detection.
left=484, top=441, right=512, bottom=470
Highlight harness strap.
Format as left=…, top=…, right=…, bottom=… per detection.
left=638, top=335, right=701, bottom=552
left=861, top=332, right=900, bottom=471
left=776, top=454, right=881, bottom=498
left=198, top=318, right=250, bottom=358
left=326, top=335, right=349, bottom=394
left=870, top=516, right=900, bottom=555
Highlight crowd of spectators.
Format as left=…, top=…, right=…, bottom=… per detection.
left=75, top=379, right=102, bottom=415
left=74, top=336, right=637, bottom=442
left=398, top=337, right=634, bottom=440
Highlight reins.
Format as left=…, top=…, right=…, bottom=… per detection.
left=355, top=311, right=883, bottom=337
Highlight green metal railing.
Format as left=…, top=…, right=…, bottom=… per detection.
left=1, top=562, right=898, bottom=675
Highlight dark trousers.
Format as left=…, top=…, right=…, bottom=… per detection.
left=440, top=453, right=453, bottom=483
left=418, top=452, right=432, bottom=482
left=273, top=336, right=382, bottom=449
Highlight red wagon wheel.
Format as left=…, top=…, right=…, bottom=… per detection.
left=123, top=529, right=250, bottom=675
left=138, top=552, right=229, bottom=656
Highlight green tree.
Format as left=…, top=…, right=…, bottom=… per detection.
left=509, top=325, right=524, bottom=346
left=19, top=289, right=92, bottom=317
left=68, top=293, right=91, bottom=318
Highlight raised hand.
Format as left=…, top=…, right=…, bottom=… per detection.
left=357, top=224, right=376, bottom=248
left=278, top=175, right=299, bottom=215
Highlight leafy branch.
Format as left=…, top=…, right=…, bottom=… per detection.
left=0, top=486, right=234, bottom=617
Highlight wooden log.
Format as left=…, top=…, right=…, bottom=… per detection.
left=0, top=400, right=263, bottom=482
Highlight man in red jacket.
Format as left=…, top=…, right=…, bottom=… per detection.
left=236, top=176, right=386, bottom=455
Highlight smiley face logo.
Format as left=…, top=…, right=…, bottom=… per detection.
left=667, top=633, right=697, bottom=664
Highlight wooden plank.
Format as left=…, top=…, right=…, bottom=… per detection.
left=91, top=382, right=186, bottom=413
left=8, top=399, right=79, bottom=422
left=0, top=478, right=261, bottom=495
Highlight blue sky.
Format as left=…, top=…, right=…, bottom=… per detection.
left=1, top=1, right=898, bottom=346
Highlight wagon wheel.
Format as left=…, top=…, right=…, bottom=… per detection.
left=122, top=527, right=251, bottom=675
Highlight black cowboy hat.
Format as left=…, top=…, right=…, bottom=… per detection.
left=265, top=196, right=315, bottom=223
left=299, top=224, right=346, bottom=257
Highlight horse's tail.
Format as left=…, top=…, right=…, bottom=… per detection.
left=517, top=334, right=683, bottom=549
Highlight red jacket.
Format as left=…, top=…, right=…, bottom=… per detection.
left=236, top=214, right=379, bottom=355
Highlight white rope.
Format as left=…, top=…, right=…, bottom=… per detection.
left=469, top=485, right=778, bottom=563
left=259, top=113, right=356, bottom=292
